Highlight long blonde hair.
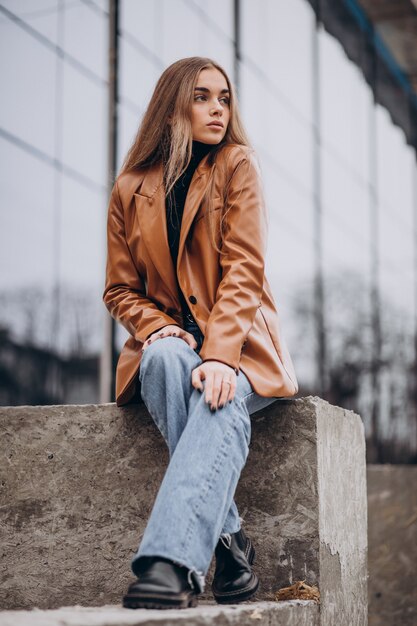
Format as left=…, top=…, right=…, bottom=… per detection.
left=119, top=56, right=253, bottom=253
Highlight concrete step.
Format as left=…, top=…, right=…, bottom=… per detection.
left=0, top=600, right=319, bottom=626
left=0, top=395, right=368, bottom=625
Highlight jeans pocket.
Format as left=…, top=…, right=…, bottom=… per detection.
left=194, top=334, right=203, bottom=353
left=184, top=322, right=204, bottom=353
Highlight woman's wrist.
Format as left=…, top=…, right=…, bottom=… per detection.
left=202, top=358, right=239, bottom=375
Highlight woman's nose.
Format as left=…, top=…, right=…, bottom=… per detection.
left=211, top=101, right=223, bottom=113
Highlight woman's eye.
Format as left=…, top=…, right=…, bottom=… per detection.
left=194, top=96, right=230, bottom=105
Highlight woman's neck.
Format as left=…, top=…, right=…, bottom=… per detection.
left=191, top=139, right=216, bottom=161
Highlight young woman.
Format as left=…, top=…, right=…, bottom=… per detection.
left=103, top=56, right=298, bottom=610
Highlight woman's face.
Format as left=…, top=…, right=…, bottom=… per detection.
left=190, top=67, right=230, bottom=144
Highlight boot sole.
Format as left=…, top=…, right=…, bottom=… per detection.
left=212, top=541, right=259, bottom=604
left=123, top=591, right=199, bottom=610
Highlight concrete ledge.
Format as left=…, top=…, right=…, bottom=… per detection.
left=0, top=600, right=319, bottom=626
left=367, top=465, right=417, bottom=626
left=0, top=396, right=367, bottom=625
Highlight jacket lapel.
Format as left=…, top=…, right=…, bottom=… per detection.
left=134, top=155, right=212, bottom=305
left=134, top=180, right=178, bottom=305
left=177, top=159, right=215, bottom=271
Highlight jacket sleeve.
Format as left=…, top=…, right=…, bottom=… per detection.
left=198, top=152, right=268, bottom=373
left=102, top=179, right=181, bottom=343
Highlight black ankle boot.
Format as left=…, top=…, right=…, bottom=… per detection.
left=211, top=527, right=259, bottom=604
left=123, top=556, right=200, bottom=610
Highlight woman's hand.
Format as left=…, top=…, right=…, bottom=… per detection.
left=142, top=325, right=198, bottom=352
left=192, top=360, right=237, bottom=411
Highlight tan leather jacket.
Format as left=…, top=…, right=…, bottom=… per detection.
left=103, top=143, right=298, bottom=406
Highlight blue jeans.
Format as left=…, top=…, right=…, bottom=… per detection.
left=130, top=322, right=278, bottom=594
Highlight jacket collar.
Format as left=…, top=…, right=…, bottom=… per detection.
left=133, top=152, right=215, bottom=307
left=136, top=151, right=212, bottom=197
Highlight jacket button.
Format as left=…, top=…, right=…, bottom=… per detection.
left=189, top=295, right=197, bottom=304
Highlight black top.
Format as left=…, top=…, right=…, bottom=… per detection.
left=166, top=139, right=217, bottom=325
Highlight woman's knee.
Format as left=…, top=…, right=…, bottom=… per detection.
left=139, top=336, right=199, bottom=380
left=140, top=336, right=180, bottom=373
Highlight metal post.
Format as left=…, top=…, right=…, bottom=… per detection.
left=412, top=149, right=417, bottom=457
left=100, top=0, right=119, bottom=404
left=368, top=26, right=382, bottom=463
left=312, top=7, right=327, bottom=397
left=233, top=0, right=241, bottom=99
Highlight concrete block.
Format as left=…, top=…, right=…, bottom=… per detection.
left=0, top=396, right=367, bottom=625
